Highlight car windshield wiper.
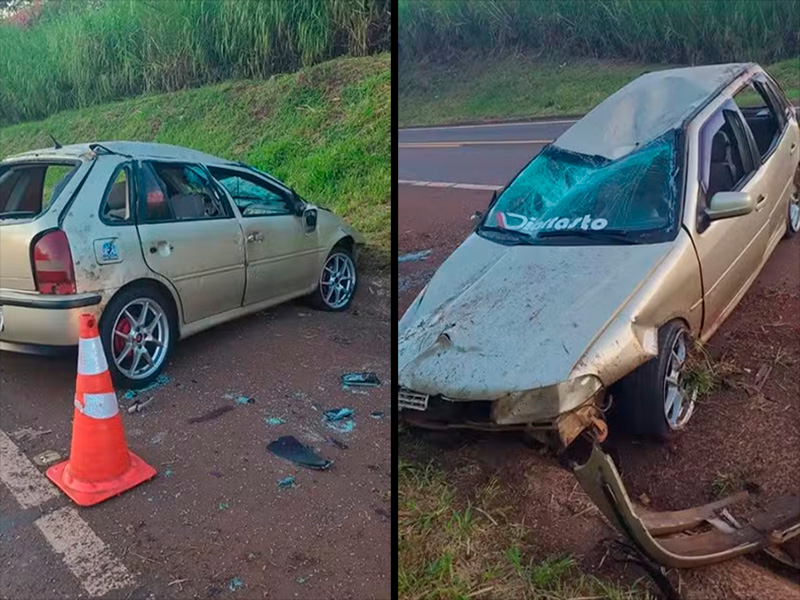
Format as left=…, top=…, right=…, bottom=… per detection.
left=0, top=210, right=39, bottom=219
left=537, top=228, right=653, bottom=244
left=478, top=225, right=535, bottom=244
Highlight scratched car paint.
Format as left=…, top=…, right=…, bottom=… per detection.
left=0, top=142, right=364, bottom=388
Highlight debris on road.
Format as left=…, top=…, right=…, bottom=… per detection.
left=219, top=501, right=230, bottom=511
left=341, top=372, right=381, bottom=388
left=10, top=427, right=52, bottom=442
left=227, top=577, right=243, bottom=592
left=370, top=410, right=384, bottom=419
left=187, top=405, right=235, bottom=424
left=123, top=373, right=171, bottom=401
left=127, top=397, right=154, bottom=414
left=164, top=468, right=174, bottom=478
left=267, top=436, right=333, bottom=470
left=323, top=408, right=356, bottom=433
left=266, top=417, right=286, bottom=426
left=32, top=450, right=61, bottom=467
left=398, top=249, right=431, bottom=263
left=278, top=475, right=297, bottom=489
left=327, top=437, right=349, bottom=450
left=209, top=470, right=222, bottom=478
left=225, top=393, right=255, bottom=405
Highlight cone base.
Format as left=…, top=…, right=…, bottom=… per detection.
left=46, top=451, right=157, bottom=507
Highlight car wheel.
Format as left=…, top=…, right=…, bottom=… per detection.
left=100, top=285, right=176, bottom=390
left=309, top=245, right=357, bottom=311
left=784, top=185, right=799, bottom=239
left=610, top=320, right=696, bottom=441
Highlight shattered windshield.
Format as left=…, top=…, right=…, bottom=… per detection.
left=481, top=130, right=681, bottom=245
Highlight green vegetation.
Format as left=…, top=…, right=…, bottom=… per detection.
left=399, top=458, right=654, bottom=599
left=0, top=54, right=391, bottom=260
left=399, top=0, right=799, bottom=66
left=399, top=55, right=800, bottom=127
left=0, top=0, right=390, bottom=125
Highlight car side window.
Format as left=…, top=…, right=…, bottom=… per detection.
left=696, top=105, right=756, bottom=231
left=139, top=162, right=229, bottom=222
left=100, top=166, right=132, bottom=223
left=732, top=80, right=784, bottom=159
left=208, top=167, right=293, bottom=217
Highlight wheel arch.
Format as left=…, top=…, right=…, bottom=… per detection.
left=99, top=277, right=182, bottom=336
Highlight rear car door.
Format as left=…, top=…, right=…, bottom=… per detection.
left=693, top=102, right=771, bottom=334
left=135, top=161, right=245, bottom=324
left=208, top=166, right=320, bottom=306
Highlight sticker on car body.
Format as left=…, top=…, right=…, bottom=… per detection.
left=94, top=238, right=121, bottom=264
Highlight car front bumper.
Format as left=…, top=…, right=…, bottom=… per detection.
left=0, top=289, right=102, bottom=352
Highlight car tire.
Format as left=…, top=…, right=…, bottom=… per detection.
left=783, top=177, right=799, bottom=239
left=308, top=244, right=358, bottom=312
left=610, top=320, right=696, bottom=441
left=99, top=284, right=177, bottom=390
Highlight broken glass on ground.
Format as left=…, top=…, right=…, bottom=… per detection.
left=277, top=475, right=297, bottom=489
left=265, top=417, right=285, bottom=426
left=399, top=250, right=431, bottom=263
left=370, top=410, right=384, bottom=419
left=267, top=436, right=333, bottom=470
left=225, top=393, right=255, bottom=405
left=323, top=408, right=355, bottom=433
left=123, top=373, right=171, bottom=401
left=341, top=372, right=380, bottom=388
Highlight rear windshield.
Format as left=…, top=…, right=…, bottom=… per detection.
left=0, top=162, right=79, bottom=220
left=482, top=130, right=682, bottom=245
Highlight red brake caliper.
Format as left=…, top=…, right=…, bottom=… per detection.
left=114, top=317, right=132, bottom=355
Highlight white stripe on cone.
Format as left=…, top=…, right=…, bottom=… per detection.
left=78, top=336, right=108, bottom=376
left=74, top=392, right=119, bottom=420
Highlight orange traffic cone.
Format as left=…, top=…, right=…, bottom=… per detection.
left=46, top=314, right=156, bottom=506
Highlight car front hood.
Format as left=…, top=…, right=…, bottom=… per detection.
left=398, top=234, right=673, bottom=399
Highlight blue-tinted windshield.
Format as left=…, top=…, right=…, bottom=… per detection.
left=482, top=130, right=681, bottom=244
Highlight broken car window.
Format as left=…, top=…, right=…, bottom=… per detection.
left=101, top=166, right=131, bottom=223
left=482, top=130, right=680, bottom=244
left=142, top=163, right=227, bottom=222
left=0, top=162, right=78, bottom=219
left=208, top=167, right=293, bottom=217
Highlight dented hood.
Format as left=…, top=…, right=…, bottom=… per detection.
left=398, top=234, right=673, bottom=399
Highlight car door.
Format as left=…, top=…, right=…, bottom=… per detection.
left=692, top=102, right=771, bottom=336
left=135, top=161, right=246, bottom=324
left=208, top=166, right=320, bottom=306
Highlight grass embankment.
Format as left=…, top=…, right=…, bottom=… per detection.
left=399, top=0, right=799, bottom=65
left=399, top=55, right=800, bottom=127
left=0, top=54, right=391, bottom=262
left=0, top=0, right=390, bottom=125
left=399, top=458, right=654, bottom=600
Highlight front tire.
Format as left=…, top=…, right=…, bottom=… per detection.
left=610, top=320, right=696, bottom=441
left=100, top=285, right=176, bottom=390
left=309, top=245, right=357, bottom=311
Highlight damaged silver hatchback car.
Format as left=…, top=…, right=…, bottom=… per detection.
left=399, top=63, right=800, bottom=445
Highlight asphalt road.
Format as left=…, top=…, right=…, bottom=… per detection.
left=0, top=278, right=391, bottom=600
left=398, top=119, right=575, bottom=186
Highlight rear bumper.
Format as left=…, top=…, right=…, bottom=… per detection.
left=0, top=290, right=102, bottom=348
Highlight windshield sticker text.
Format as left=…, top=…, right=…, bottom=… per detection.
left=496, top=212, right=608, bottom=233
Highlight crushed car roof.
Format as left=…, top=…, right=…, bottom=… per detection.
left=4, top=141, right=235, bottom=166
left=554, top=63, right=755, bottom=160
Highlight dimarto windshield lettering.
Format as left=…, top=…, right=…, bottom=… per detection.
left=496, top=212, right=608, bottom=233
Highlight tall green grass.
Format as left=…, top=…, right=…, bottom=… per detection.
left=399, top=0, right=799, bottom=66
left=0, top=0, right=390, bottom=125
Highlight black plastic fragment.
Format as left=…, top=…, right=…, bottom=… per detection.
left=267, top=436, right=333, bottom=470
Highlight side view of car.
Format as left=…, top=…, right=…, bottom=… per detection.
left=0, top=142, right=364, bottom=388
left=398, top=62, right=800, bottom=445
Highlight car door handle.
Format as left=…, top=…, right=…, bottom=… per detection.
left=246, top=232, right=264, bottom=243
left=791, top=143, right=797, bottom=155
left=755, top=194, right=768, bottom=211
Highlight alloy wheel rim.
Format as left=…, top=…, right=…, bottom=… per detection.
left=789, top=193, right=800, bottom=232
left=320, top=253, right=356, bottom=309
left=662, top=332, right=696, bottom=430
left=112, top=298, right=169, bottom=380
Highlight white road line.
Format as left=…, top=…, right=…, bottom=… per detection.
left=398, top=179, right=502, bottom=191
left=36, top=507, right=136, bottom=598
left=0, top=428, right=136, bottom=597
left=0, top=429, right=60, bottom=508
left=398, top=139, right=553, bottom=148
left=399, top=119, right=578, bottom=132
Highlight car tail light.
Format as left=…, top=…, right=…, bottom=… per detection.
left=32, top=229, right=76, bottom=295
